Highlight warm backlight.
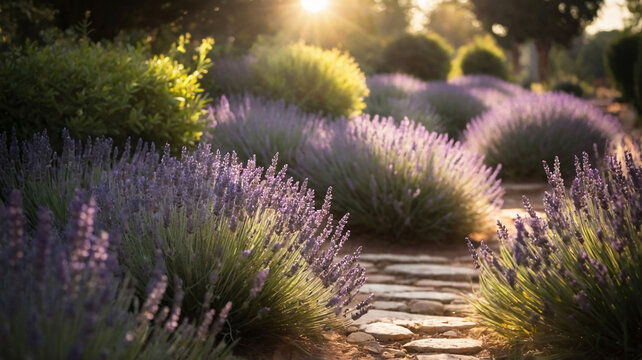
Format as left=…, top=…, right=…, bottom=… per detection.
left=301, top=0, right=328, bottom=13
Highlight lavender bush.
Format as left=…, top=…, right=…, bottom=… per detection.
left=467, top=151, right=642, bottom=358
left=295, top=116, right=503, bottom=241
left=463, top=92, right=622, bottom=180
left=449, top=75, right=529, bottom=107
left=365, top=74, right=443, bottom=132
left=0, top=132, right=371, bottom=348
left=204, top=95, right=324, bottom=169
left=0, top=190, right=231, bottom=359
left=420, top=82, right=489, bottom=138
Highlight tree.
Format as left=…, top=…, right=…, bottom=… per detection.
left=470, top=0, right=604, bottom=81
left=426, top=0, right=484, bottom=48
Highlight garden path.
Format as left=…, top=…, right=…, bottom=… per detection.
left=317, top=183, right=549, bottom=360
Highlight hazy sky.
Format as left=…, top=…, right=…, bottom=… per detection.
left=414, top=0, right=631, bottom=34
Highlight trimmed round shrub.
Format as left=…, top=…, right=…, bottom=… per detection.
left=365, top=74, right=443, bottom=132
left=420, top=82, right=489, bottom=138
left=552, top=81, right=584, bottom=98
left=467, top=150, right=642, bottom=358
left=381, top=33, right=453, bottom=81
left=605, top=32, right=641, bottom=102
left=295, top=116, right=504, bottom=242
left=204, top=95, right=324, bottom=169
left=0, top=191, right=231, bottom=359
left=0, top=132, right=371, bottom=349
left=252, top=42, right=369, bottom=118
left=0, top=38, right=211, bottom=150
left=463, top=92, right=622, bottom=180
left=460, top=48, right=509, bottom=80
left=449, top=75, right=529, bottom=107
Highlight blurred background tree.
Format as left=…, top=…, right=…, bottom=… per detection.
left=424, top=0, right=484, bottom=48
left=469, top=0, right=605, bottom=81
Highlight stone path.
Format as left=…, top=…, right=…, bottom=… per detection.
left=341, top=252, right=488, bottom=360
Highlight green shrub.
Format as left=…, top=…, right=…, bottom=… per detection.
left=252, top=42, right=369, bottom=118
left=605, top=32, right=641, bottom=102
left=460, top=48, right=508, bottom=80
left=0, top=36, right=211, bottom=150
left=467, top=149, right=642, bottom=358
left=381, top=33, right=453, bottom=81
left=552, top=81, right=584, bottom=98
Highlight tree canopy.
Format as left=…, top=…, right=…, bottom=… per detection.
left=470, top=0, right=604, bottom=80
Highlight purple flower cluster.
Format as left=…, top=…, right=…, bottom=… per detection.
left=419, top=82, right=489, bottom=138
left=462, top=92, right=623, bottom=180
left=449, top=75, right=529, bottom=107
left=204, top=94, right=324, bottom=169
left=468, top=145, right=642, bottom=357
left=365, top=74, right=442, bottom=132
left=0, top=131, right=371, bottom=347
left=295, top=115, right=503, bottom=241
left=0, top=190, right=231, bottom=359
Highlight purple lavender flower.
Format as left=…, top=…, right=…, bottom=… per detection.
left=463, top=92, right=622, bottom=180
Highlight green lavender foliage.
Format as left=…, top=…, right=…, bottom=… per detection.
left=468, top=149, right=642, bottom=359
left=0, top=191, right=231, bottom=360
left=0, top=34, right=211, bottom=150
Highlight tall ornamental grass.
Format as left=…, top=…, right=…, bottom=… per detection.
left=463, top=92, right=622, bottom=180
left=0, top=132, right=372, bottom=349
left=365, top=74, right=442, bottom=132
left=204, top=95, right=324, bottom=169
left=295, top=116, right=503, bottom=242
left=0, top=190, right=231, bottom=359
left=467, top=150, right=642, bottom=359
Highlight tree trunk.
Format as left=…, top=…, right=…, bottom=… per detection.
left=534, top=39, right=552, bottom=82
left=511, top=43, right=521, bottom=79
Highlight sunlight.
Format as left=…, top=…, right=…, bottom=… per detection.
left=301, top=0, right=328, bottom=13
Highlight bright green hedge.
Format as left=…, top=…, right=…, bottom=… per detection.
left=0, top=36, right=211, bottom=149
left=252, top=42, right=369, bottom=118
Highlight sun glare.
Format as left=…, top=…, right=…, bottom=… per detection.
left=301, top=0, right=328, bottom=13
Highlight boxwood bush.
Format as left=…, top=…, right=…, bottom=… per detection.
left=365, top=74, right=443, bottom=132
left=381, top=33, right=453, bottom=81
left=467, top=150, right=642, bottom=358
left=420, top=82, right=489, bottom=138
left=252, top=42, right=369, bottom=118
left=0, top=36, right=211, bottom=150
left=0, top=190, right=232, bottom=359
left=295, top=116, right=503, bottom=242
left=451, top=36, right=509, bottom=80
left=0, top=131, right=371, bottom=349
left=463, top=92, right=622, bottom=180
left=204, top=95, right=325, bottom=169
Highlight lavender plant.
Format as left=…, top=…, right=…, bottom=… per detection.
left=203, top=95, right=324, bottom=169
left=420, top=82, right=489, bottom=138
left=449, top=75, right=529, bottom=107
left=295, top=115, right=503, bottom=241
left=0, top=132, right=371, bottom=348
left=0, top=190, right=231, bottom=359
left=467, top=151, right=642, bottom=359
left=463, top=92, right=622, bottom=180
left=365, top=74, right=443, bottom=132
